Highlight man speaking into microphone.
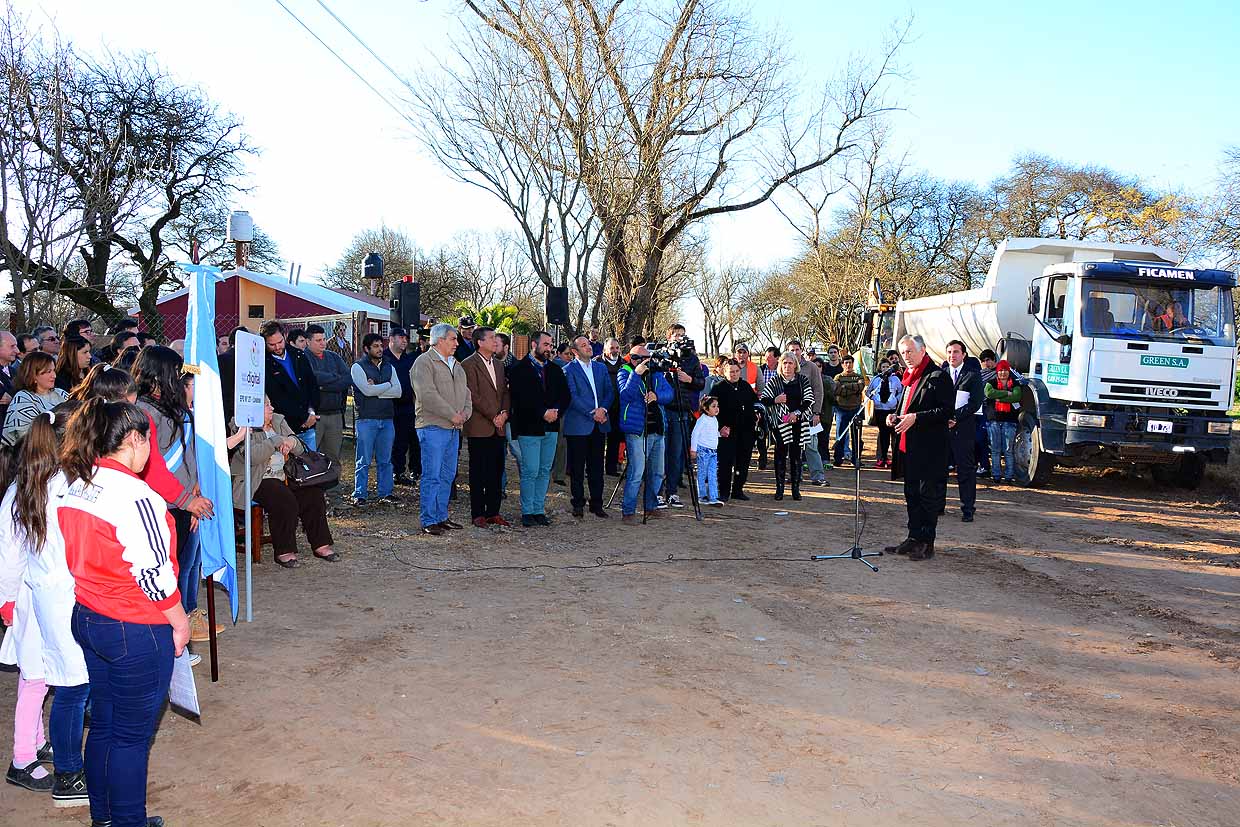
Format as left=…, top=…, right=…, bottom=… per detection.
left=887, top=335, right=954, bottom=561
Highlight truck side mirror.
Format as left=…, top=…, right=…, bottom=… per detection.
left=1027, top=284, right=1041, bottom=316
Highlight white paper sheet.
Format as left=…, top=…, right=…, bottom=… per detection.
left=808, top=423, right=824, bottom=436
left=169, top=650, right=201, bottom=719
left=954, top=390, right=971, bottom=409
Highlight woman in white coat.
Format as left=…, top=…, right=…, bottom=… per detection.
left=0, top=409, right=91, bottom=807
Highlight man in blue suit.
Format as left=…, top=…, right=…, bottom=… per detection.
left=563, top=334, right=616, bottom=518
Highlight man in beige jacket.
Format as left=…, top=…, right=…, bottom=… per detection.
left=461, top=326, right=511, bottom=528
left=411, top=323, right=473, bottom=536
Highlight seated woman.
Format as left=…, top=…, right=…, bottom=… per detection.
left=229, top=398, right=337, bottom=569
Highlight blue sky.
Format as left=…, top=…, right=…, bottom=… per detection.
left=40, top=0, right=1240, bottom=315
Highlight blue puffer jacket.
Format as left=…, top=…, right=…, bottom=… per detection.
left=616, top=364, right=675, bottom=435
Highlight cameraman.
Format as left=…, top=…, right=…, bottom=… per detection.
left=616, top=344, right=675, bottom=523
left=659, top=323, right=705, bottom=508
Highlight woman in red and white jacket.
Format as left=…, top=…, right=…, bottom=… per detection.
left=60, top=398, right=186, bottom=827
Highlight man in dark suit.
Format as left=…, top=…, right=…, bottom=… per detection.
left=261, top=320, right=321, bottom=448
left=887, top=334, right=954, bottom=561
left=509, top=331, right=571, bottom=527
left=562, top=334, right=616, bottom=518
left=942, top=340, right=984, bottom=522
left=0, top=331, right=17, bottom=426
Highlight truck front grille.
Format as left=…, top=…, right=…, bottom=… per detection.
left=1097, top=377, right=1225, bottom=408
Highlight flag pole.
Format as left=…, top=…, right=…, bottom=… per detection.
left=244, top=430, right=253, bottom=623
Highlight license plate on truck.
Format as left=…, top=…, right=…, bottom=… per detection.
left=1147, top=420, right=1173, bottom=434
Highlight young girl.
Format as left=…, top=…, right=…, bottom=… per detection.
left=132, top=347, right=213, bottom=643
left=0, top=411, right=91, bottom=807
left=690, top=395, right=724, bottom=507
left=62, top=398, right=186, bottom=827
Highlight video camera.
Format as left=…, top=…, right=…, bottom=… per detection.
left=645, top=336, right=695, bottom=372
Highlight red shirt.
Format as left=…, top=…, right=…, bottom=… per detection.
left=60, top=458, right=180, bottom=624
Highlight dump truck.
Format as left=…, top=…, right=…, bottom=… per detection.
left=862, top=237, right=1236, bottom=488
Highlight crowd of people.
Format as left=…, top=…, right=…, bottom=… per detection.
left=0, top=313, right=1022, bottom=824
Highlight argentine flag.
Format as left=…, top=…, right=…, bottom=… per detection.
left=182, top=263, right=239, bottom=622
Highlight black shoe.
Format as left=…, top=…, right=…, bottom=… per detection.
left=534, top=514, right=551, bottom=526
left=6, top=761, right=53, bottom=792
left=521, top=515, right=537, bottom=528
left=92, top=819, right=164, bottom=827
left=572, top=508, right=584, bottom=518
left=394, top=473, right=417, bottom=486
left=36, top=741, right=53, bottom=764
left=962, top=511, right=974, bottom=523
left=590, top=507, right=609, bottom=519
left=773, top=493, right=784, bottom=501
left=732, top=491, right=750, bottom=501
left=52, top=769, right=89, bottom=808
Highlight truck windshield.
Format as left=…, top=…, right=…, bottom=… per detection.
left=1080, top=280, right=1235, bottom=346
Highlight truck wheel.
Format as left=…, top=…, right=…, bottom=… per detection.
left=1176, top=455, right=1206, bottom=490
left=1152, top=456, right=1205, bottom=489
left=1013, top=416, right=1054, bottom=487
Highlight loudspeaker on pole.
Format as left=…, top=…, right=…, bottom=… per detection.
left=545, top=285, right=569, bottom=326
left=389, top=278, right=421, bottom=330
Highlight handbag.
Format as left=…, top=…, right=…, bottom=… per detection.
left=284, top=436, right=340, bottom=490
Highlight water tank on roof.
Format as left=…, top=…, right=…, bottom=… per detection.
left=363, top=252, right=384, bottom=279
left=228, top=210, right=254, bottom=242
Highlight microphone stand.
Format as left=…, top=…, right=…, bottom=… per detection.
left=812, top=404, right=882, bottom=571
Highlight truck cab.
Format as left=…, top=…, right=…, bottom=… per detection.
left=1023, top=261, right=1235, bottom=486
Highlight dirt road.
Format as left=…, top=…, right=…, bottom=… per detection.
left=3, top=442, right=1238, bottom=826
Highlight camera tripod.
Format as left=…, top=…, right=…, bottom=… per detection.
left=811, top=406, right=882, bottom=571
left=602, top=360, right=703, bottom=522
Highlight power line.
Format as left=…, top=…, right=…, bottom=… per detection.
left=270, top=0, right=416, bottom=129
left=313, top=0, right=413, bottom=93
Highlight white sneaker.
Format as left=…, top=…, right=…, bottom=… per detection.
left=656, top=496, right=669, bottom=509
left=708, top=500, right=724, bottom=508
left=188, top=652, right=202, bottom=667
left=668, top=495, right=684, bottom=508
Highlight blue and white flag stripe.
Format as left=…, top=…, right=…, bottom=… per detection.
left=181, top=262, right=239, bottom=622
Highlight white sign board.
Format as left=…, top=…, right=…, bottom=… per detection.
left=234, top=330, right=266, bottom=428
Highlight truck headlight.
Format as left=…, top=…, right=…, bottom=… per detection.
left=1068, top=411, right=1107, bottom=428
left=1207, top=421, right=1232, bottom=435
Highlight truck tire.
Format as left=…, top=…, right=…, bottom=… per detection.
left=1013, top=413, right=1054, bottom=487
left=1150, top=456, right=1205, bottom=489
left=998, top=337, right=1031, bottom=375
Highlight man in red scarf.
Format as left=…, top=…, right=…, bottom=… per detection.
left=885, top=335, right=955, bottom=561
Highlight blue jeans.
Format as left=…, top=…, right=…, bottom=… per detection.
left=71, top=603, right=174, bottom=827
left=988, top=421, right=1017, bottom=480
left=834, top=406, right=862, bottom=465
left=177, top=527, right=200, bottom=613
left=696, top=446, right=719, bottom=502
left=49, top=682, right=90, bottom=774
left=623, top=432, right=665, bottom=515
left=354, top=418, right=395, bottom=499
left=516, top=432, right=557, bottom=516
left=418, top=426, right=459, bottom=527
left=803, top=421, right=827, bottom=477
left=663, top=411, right=694, bottom=497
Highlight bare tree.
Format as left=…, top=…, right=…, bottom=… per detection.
left=692, top=260, right=753, bottom=355
left=460, top=0, right=905, bottom=341
left=412, top=27, right=605, bottom=331
left=0, top=10, right=259, bottom=331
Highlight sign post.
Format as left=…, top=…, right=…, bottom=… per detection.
left=234, top=330, right=266, bottom=623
